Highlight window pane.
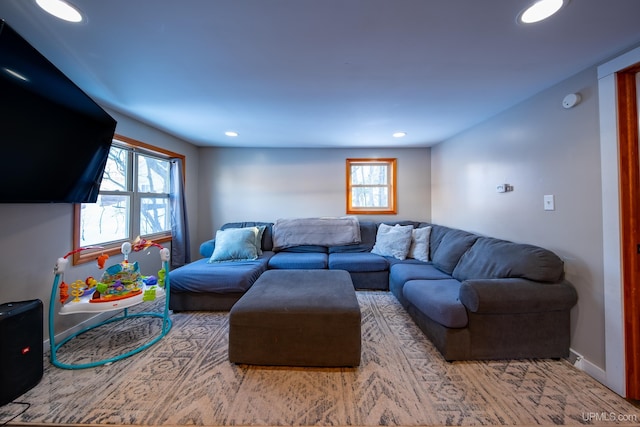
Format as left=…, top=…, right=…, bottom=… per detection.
left=140, top=197, right=170, bottom=235
left=80, top=194, right=130, bottom=246
left=100, top=146, right=128, bottom=191
left=138, top=155, right=170, bottom=194
left=352, top=187, right=389, bottom=208
left=350, top=164, right=388, bottom=185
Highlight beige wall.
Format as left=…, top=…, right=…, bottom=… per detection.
left=196, top=147, right=431, bottom=248
left=431, top=67, right=605, bottom=369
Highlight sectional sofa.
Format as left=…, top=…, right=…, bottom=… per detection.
left=169, top=219, right=578, bottom=361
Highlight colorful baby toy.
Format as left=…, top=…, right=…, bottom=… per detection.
left=49, top=238, right=172, bottom=369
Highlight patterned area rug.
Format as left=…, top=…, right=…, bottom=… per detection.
left=2, top=292, right=639, bottom=426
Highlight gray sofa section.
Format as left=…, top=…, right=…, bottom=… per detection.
left=169, top=220, right=578, bottom=361
left=391, top=232, right=577, bottom=360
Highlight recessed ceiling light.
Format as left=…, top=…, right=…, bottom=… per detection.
left=518, top=0, right=567, bottom=24
left=392, top=132, right=407, bottom=138
left=2, top=67, right=28, bottom=81
left=36, top=0, right=83, bottom=23
left=225, top=131, right=239, bottom=137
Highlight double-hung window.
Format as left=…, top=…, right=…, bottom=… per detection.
left=346, top=158, right=397, bottom=214
left=73, top=135, right=182, bottom=265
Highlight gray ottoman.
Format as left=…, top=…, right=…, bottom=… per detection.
left=228, top=269, right=361, bottom=366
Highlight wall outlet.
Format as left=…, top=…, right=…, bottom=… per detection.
left=544, top=194, right=555, bottom=211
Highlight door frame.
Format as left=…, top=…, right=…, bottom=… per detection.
left=598, top=47, right=640, bottom=398
left=616, top=67, right=640, bottom=399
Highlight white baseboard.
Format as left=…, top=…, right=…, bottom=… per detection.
left=570, top=348, right=607, bottom=386
left=42, top=311, right=115, bottom=354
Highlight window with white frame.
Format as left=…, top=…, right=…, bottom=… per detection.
left=73, top=135, right=182, bottom=265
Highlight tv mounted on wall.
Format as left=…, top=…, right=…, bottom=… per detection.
left=0, top=19, right=116, bottom=203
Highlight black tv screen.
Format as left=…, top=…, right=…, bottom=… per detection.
left=0, top=20, right=116, bottom=203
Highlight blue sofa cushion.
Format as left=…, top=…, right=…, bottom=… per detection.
left=268, top=252, right=328, bottom=269
left=200, top=239, right=216, bottom=258
left=427, top=224, right=452, bottom=255
left=390, top=263, right=453, bottom=283
left=431, top=229, right=478, bottom=275
left=403, top=279, right=468, bottom=328
left=169, top=254, right=271, bottom=294
left=328, top=252, right=388, bottom=272
left=452, top=237, right=565, bottom=283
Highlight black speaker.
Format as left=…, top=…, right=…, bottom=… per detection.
left=0, top=299, right=43, bottom=406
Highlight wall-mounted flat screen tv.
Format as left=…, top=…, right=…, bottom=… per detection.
left=0, top=19, right=116, bottom=203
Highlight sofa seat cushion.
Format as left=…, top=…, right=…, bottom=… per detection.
left=328, top=252, right=388, bottom=272
left=268, top=252, right=328, bottom=269
left=169, top=253, right=272, bottom=294
left=403, top=279, right=468, bottom=328
left=452, top=237, right=565, bottom=283
left=390, top=263, right=453, bottom=284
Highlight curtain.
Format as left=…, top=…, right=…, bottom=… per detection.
left=170, top=158, right=191, bottom=268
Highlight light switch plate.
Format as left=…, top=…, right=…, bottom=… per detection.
left=544, top=194, right=555, bottom=211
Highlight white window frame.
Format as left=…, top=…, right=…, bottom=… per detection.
left=72, top=134, right=183, bottom=265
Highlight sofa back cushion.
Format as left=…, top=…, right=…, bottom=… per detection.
left=428, top=225, right=452, bottom=259
left=431, top=229, right=478, bottom=275
left=452, top=237, right=564, bottom=283
left=329, top=221, right=378, bottom=253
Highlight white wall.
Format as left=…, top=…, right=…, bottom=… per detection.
left=0, top=109, right=198, bottom=343
left=197, top=147, right=431, bottom=248
left=431, top=67, right=606, bottom=371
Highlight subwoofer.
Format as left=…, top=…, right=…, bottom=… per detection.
left=0, top=299, right=43, bottom=406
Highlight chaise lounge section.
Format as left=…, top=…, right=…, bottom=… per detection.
left=169, top=218, right=578, bottom=361
left=169, top=222, right=275, bottom=311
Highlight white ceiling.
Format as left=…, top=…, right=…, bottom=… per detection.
left=2, top=0, right=640, bottom=148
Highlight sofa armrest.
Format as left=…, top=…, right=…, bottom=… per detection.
left=459, top=278, right=578, bottom=314
left=199, top=239, right=216, bottom=258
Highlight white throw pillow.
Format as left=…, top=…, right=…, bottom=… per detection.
left=408, top=226, right=431, bottom=262
left=371, top=223, right=413, bottom=260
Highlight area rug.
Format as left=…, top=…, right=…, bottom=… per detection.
left=2, top=292, right=639, bottom=426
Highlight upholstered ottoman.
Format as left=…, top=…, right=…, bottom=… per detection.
left=228, top=269, right=361, bottom=366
